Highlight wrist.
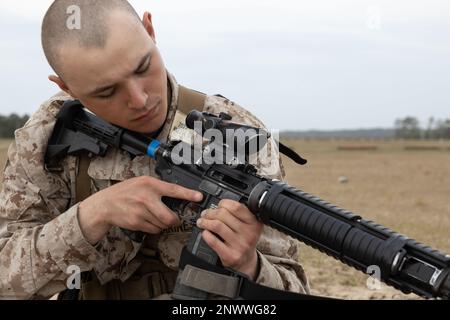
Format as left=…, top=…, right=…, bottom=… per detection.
left=239, top=250, right=260, bottom=281
left=78, top=200, right=111, bottom=245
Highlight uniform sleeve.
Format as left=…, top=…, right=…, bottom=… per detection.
left=0, top=141, right=104, bottom=299
left=254, top=226, right=310, bottom=294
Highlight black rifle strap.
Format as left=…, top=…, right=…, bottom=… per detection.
left=279, top=142, right=307, bottom=165
left=179, top=246, right=332, bottom=300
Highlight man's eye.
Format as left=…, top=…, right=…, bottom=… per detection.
left=97, top=89, right=115, bottom=99
left=135, top=62, right=150, bottom=75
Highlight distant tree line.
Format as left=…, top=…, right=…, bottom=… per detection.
left=0, top=114, right=30, bottom=138
left=1, top=113, right=449, bottom=140
left=395, top=117, right=450, bottom=139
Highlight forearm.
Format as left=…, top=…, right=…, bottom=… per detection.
left=78, top=199, right=112, bottom=245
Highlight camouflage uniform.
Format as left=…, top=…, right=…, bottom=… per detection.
left=0, top=72, right=310, bottom=299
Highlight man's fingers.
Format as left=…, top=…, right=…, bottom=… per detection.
left=142, top=211, right=168, bottom=230
left=156, top=180, right=203, bottom=202
left=201, top=230, right=230, bottom=256
left=201, top=230, right=243, bottom=269
left=197, top=218, right=235, bottom=244
left=143, top=201, right=181, bottom=228
left=140, top=221, right=163, bottom=234
left=200, top=208, right=242, bottom=233
left=218, top=199, right=256, bottom=224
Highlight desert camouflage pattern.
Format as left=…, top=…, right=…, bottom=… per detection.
left=0, top=72, right=309, bottom=299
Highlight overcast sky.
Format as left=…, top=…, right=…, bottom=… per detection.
left=0, top=0, right=449, bottom=130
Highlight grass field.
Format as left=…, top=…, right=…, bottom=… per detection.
left=1, top=138, right=449, bottom=299
left=281, top=139, right=450, bottom=299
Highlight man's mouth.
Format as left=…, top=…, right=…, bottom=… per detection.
left=132, top=100, right=160, bottom=122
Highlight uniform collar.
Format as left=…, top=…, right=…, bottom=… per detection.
left=152, top=71, right=180, bottom=143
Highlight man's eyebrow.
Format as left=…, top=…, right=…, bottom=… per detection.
left=88, top=51, right=152, bottom=96
left=89, top=83, right=115, bottom=96
left=134, top=51, right=152, bottom=72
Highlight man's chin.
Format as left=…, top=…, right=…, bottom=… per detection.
left=135, top=114, right=166, bottom=136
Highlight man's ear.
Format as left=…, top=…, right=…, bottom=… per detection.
left=48, top=75, right=77, bottom=98
left=142, top=11, right=156, bottom=43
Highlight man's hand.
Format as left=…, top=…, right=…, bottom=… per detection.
left=196, top=199, right=263, bottom=280
left=78, top=176, right=203, bottom=245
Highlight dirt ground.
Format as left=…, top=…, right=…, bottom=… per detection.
left=1, top=138, right=449, bottom=299
left=281, top=139, right=450, bottom=299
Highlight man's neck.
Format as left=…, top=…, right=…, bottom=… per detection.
left=148, top=77, right=173, bottom=138
left=167, top=76, right=173, bottom=109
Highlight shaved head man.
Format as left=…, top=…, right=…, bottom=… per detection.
left=0, top=0, right=309, bottom=300
left=42, top=0, right=169, bottom=134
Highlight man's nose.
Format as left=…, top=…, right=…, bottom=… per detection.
left=126, top=80, right=148, bottom=110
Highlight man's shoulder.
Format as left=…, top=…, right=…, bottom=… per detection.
left=9, top=91, right=73, bottom=177
left=21, top=91, right=72, bottom=129
left=3, top=91, right=75, bottom=197
left=203, top=92, right=267, bottom=129
left=14, top=91, right=72, bottom=147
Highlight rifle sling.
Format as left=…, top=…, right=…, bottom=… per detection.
left=178, top=246, right=331, bottom=300
left=177, top=85, right=207, bottom=115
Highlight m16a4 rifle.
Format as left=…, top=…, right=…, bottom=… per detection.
left=45, top=100, right=450, bottom=300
